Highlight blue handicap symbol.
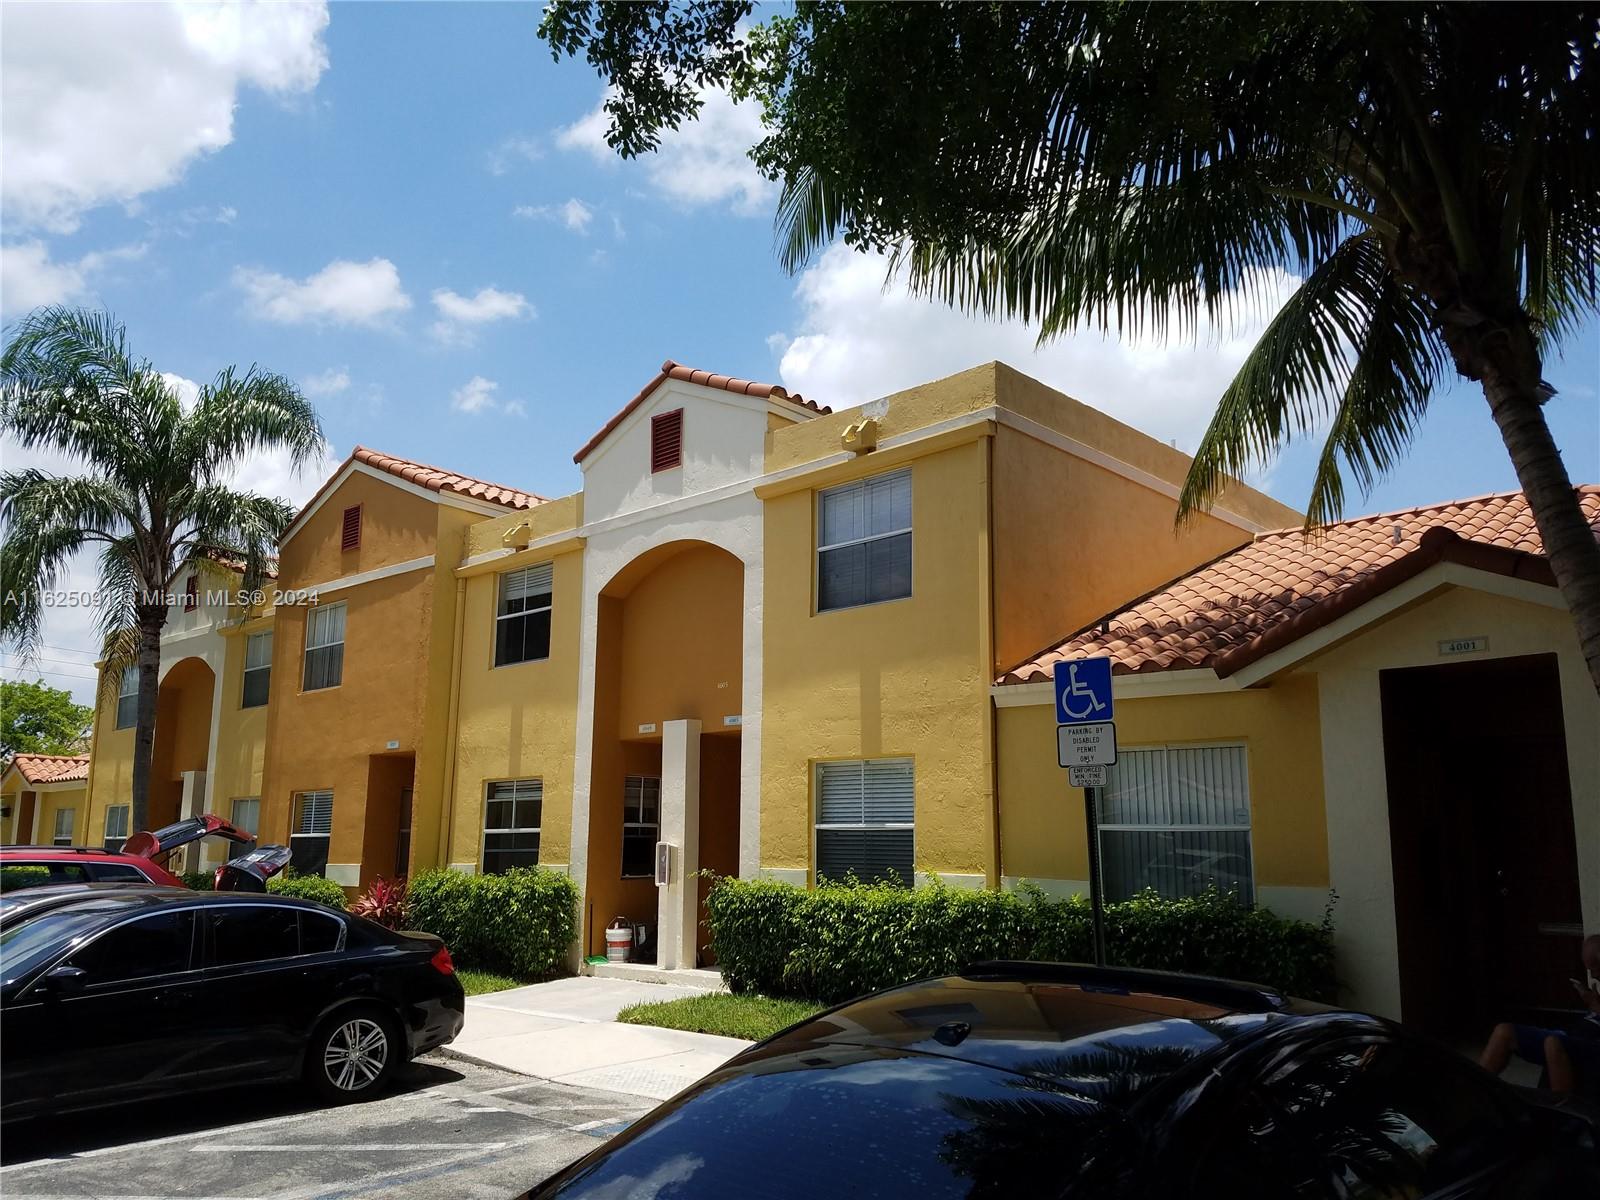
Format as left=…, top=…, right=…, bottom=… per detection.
left=1054, top=657, right=1113, bottom=725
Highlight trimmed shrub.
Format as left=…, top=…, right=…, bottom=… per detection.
left=268, top=871, right=349, bottom=909
left=0, top=865, right=50, bottom=892
left=707, top=876, right=1336, bottom=1004
left=407, top=867, right=578, bottom=980
left=180, top=871, right=214, bottom=891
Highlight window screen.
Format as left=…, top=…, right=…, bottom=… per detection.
left=242, top=630, right=272, bottom=708
left=290, top=790, right=333, bottom=877
left=495, top=563, right=553, bottom=667
left=302, top=602, right=345, bottom=691
left=622, top=776, right=660, bottom=878
left=1100, top=745, right=1253, bottom=905
left=483, top=779, right=541, bottom=873
left=116, top=665, right=139, bottom=729
left=815, top=759, right=914, bottom=884
left=817, top=469, right=912, bottom=611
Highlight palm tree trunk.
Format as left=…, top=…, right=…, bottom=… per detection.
left=1480, top=365, right=1600, bottom=696
left=129, top=603, right=164, bottom=833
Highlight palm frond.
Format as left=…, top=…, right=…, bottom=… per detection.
left=180, top=367, right=325, bottom=485
left=0, top=308, right=144, bottom=470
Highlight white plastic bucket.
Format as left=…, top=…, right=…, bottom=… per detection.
left=605, top=923, right=632, bottom=963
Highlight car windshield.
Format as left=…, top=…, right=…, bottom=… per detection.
left=541, top=1045, right=1119, bottom=1199
left=0, top=908, right=105, bottom=982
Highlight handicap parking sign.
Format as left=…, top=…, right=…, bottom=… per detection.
left=1054, top=657, right=1113, bottom=725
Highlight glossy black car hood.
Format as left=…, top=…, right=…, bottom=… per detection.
left=764, top=976, right=1280, bottom=1101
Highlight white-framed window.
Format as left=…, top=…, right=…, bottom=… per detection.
left=494, top=563, right=553, bottom=667
left=622, top=776, right=660, bottom=878
left=482, top=779, right=541, bottom=874
left=291, top=790, right=333, bottom=876
left=817, top=468, right=912, bottom=612
left=52, top=808, right=76, bottom=847
left=302, top=602, right=345, bottom=691
left=1099, top=744, right=1254, bottom=905
left=242, top=630, right=272, bottom=708
left=103, top=804, right=130, bottom=853
left=115, top=665, right=139, bottom=729
left=815, top=758, right=914, bottom=884
left=231, top=796, right=261, bottom=855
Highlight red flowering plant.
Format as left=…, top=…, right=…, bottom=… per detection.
left=350, top=874, right=408, bottom=930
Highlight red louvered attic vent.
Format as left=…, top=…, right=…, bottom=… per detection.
left=650, top=409, right=683, bottom=473
left=341, top=505, right=362, bottom=551
left=183, top=574, right=198, bottom=611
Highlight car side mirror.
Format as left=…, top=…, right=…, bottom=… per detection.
left=40, top=965, right=87, bottom=996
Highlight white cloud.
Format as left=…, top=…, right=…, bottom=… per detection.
left=234, top=257, right=412, bottom=327
left=773, top=244, right=1303, bottom=456
left=0, top=240, right=148, bottom=316
left=449, top=375, right=525, bottom=418
left=301, top=368, right=351, bottom=397
left=429, top=286, right=533, bottom=344
left=512, top=198, right=595, bottom=234
left=1, top=1, right=328, bottom=233
left=487, top=134, right=543, bottom=175
left=558, top=88, right=774, bottom=216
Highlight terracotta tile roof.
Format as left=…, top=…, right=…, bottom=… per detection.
left=352, top=446, right=547, bottom=510
left=573, top=359, right=832, bottom=464
left=999, top=486, right=1600, bottom=683
left=7, top=753, right=90, bottom=785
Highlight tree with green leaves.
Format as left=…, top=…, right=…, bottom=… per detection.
left=0, top=678, right=93, bottom=759
left=540, top=1, right=1600, bottom=692
left=1, top=308, right=324, bottom=831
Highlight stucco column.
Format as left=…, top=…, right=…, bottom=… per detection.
left=657, top=719, right=702, bottom=970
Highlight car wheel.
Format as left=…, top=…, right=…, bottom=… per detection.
left=307, top=1006, right=400, bottom=1103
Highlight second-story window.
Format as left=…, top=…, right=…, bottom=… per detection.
left=817, top=468, right=912, bottom=612
left=242, top=630, right=272, bottom=708
left=495, top=562, right=552, bottom=667
left=302, top=602, right=346, bottom=691
left=115, top=665, right=140, bottom=729
left=183, top=573, right=198, bottom=612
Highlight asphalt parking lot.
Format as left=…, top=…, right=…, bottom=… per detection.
left=0, top=1054, right=653, bottom=1200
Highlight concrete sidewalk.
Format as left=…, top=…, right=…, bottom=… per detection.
left=443, top=976, right=751, bottom=1102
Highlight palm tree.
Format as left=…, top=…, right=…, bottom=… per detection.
left=1, top=308, right=325, bottom=832
left=540, top=2, right=1600, bottom=692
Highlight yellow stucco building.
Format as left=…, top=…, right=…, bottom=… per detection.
left=77, top=359, right=1599, bottom=1019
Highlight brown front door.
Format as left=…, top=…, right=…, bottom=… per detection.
left=1380, top=652, right=1583, bottom=1041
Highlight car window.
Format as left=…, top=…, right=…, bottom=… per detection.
left=1189, top=1038, right=1519, bottom=1198
left=1, top=909, right=107, bottom=980
left=301, top=911, right=342, bottom=954
left=67, top=911, right=195, bottom=985
left=209, top=906, right=300, bottom=966
left=1, top=862, right=91, bottom=891
left=89, top=863, right=151, bottom=882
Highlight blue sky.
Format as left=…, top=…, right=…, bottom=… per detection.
left=3, top=2, right=1596, bottom=700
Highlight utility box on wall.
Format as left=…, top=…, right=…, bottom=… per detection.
left=655, top=841, right=672, bottom=887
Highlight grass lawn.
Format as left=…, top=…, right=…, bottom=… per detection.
left=456, top=968, right=530, bottom=996
left=617, top=992, right=825, bottom=1041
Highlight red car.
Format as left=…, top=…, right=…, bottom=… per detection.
left=0, top=814, right=255, bottom=889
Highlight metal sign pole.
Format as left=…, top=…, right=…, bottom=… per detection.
left=1084, top=785, right=1108, bottom=967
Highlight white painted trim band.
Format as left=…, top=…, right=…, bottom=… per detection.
left=992, top=668, right=1237, bottom=707
left=294, top=555, right=436, bottom=599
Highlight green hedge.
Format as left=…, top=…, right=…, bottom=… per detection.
left=706, top=877, right=1337, bottom=1004
left=180, top=871, right=214, bottom=891
left=268, top=871, right=349, bottom=909
left=406, top=867, right=578, bottom=979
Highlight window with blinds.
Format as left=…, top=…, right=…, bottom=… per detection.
left=815, top=758, right=914, bottom=884
left=302, top=602, right=345, bottom=691
left=483, top=779, right=541, bottom=874
left=495, top=562, right=553, bottom=667
left=1099, top=745, right=1253, bottom=905
left=115, top=665, right=140, bottom=729
left=622, top=776, right=660, bottom=878
left=291, top=790, right=333, bottom=876
left=52, top=808, right=76, bottom=847
left=104, top=805, right=130, bottom=853
left=242, top=630, right=272, bottom=708
left=650, top=409, right=683, bottom=472
left=817, top=469, right=912, bottom=612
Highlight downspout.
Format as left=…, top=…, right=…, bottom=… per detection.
left=437, top=576, right=468, bottom=868
left=983, top=433, right=1003, bottom=889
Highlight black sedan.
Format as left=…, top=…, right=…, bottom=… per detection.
left=524, top=962, right=1598, bottom=1199
left=0, top=889, right=464, bottom=1121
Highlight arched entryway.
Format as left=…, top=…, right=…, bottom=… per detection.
left=585, top=541, right=745, bottom=967
left=151, top=656, right=215, bottom=842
